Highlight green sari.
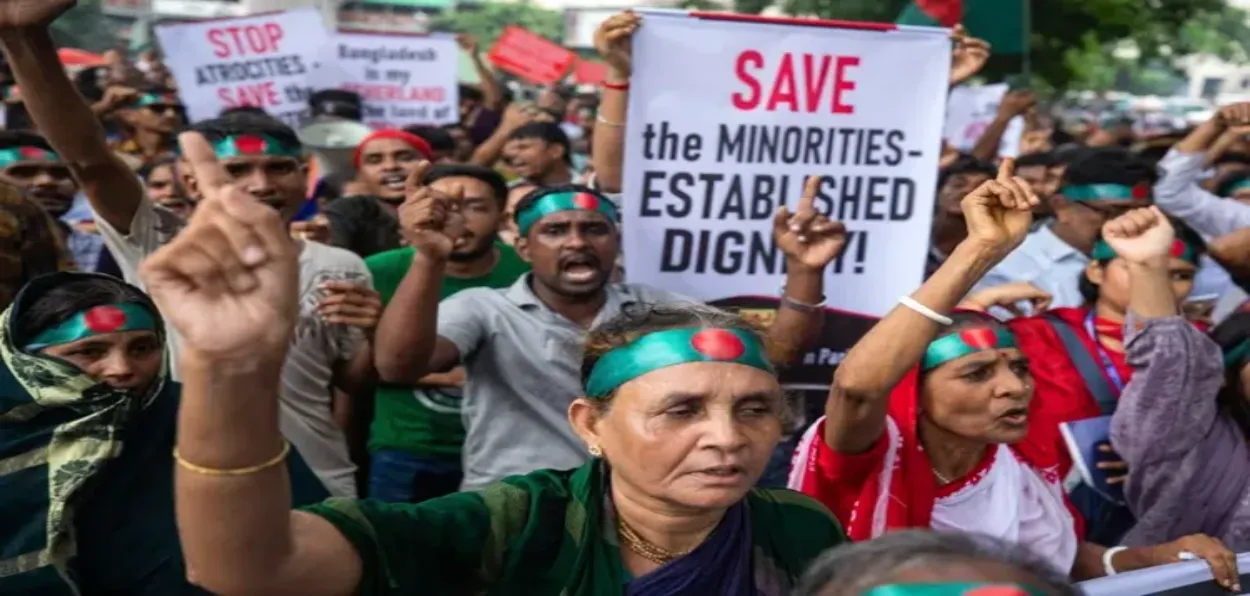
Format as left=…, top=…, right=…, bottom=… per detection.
left=305, top=459, right=847, bottom=595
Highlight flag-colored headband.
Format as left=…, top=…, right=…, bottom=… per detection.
left=584, top=328, right=775, bottom=398
left=25, top=303, right=158, bottom=351
left=0, top=146, right=60, bottom=168
left=1220, top=178, right=1250, bottom=197
left=135, top=93, right=181, bottom=108
left=864, top=583, right=1046, bottom=596
left=1091, top=237, right=1199, bottom=263
left=210, top=134, right=302, bottom=159
left=1062, top=183, right=1151, bottom=202
left=515, top=191, right=619, bottom=237
left=922, top=327, right=1018, bottom=371
left=1224, top=340, right=1250, bottom=368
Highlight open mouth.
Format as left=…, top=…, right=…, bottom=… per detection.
left=259, top=198, right=287, bottom=212
left=380, top=172, right=406, bottom=193
left=559, top=254, right=600, bottom=284
left=694, top=465, right=747, bottom=484
left=998, top=406, right=1029, bottom=426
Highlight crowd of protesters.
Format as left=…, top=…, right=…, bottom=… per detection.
left=6, top=1, right=1250, bottom=595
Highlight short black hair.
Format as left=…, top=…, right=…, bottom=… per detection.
left=937, top=155, right=995, bottom=191
left=0, top=130, right=53, bottom=152
left=1215, top=152, right=1250, bottom=168
left=133, top=82, right=177, bottom=98
left=458, top=83, right=483, bottom=103
left=403, top=125, right=455, bottom=155
left=218, top=105, right=269, bottom=118
left=1078, top=217, right=1207, bottom=303
left=507, top=122, right=571, bottom=164
left=138, top=156, right=178, bottom=182
left=1218, top=171, right=1250, bottom=197
left=512, top=183, right=614, bottom=228
left=1062, top=147, right=1159, bottom=188
left=421, top=163, right=508, bottom=208
left=189, top=111, right=302, bottom=152
left=1014, top=151, right=1055, bottom=168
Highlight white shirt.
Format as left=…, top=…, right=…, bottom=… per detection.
left=975, top=225, right=1090, bottom=309
left=96, top=198, right=368, bottom=497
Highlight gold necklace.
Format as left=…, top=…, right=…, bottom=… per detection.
left=617, top=519, right=691, bottom=564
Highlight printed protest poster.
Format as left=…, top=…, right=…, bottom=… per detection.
left=312, top=32, right=459, bottom=128
left=944, top=83, right=1024, bottom=157
left=621, top=12, right=949, bottom=387
left=486, top=26, right=577, bottom=85
left=156, top=8, right=327, bottom=127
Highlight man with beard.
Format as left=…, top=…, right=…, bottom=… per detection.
left=112, top=84, right=183, bottom=166
left=0, top=131, right=106, bottom=271
left=374, top=181, right=844, bottom=490
left=0, top=1, right=381, bottom=497
left=0, top=179, right=72, bottom=310
left=363, top=162, right=528, bottom=502
left=322, top=129, right=432, bottom=258
left=503, top=121, right=574, bottom=186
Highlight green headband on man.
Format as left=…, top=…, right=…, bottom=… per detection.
left=1061, top=182, right=1151, bottom=202
left=515, top=190, right=619, bottom=237
left=864, top=583, right=1047, bottom=596
left=584, top=328, right=775, bottom=398
left=24, top=303, right=158, bottom=352
left=0, top=146, right=60, bottom=168
left=922, top=327, right=1018, bottom=371
left=208, top=134, right=302, bottom=159
left=1220, top=178, right=1250, bottom=197
left=134, top=93, right=181, bottom=108
left=1091, top=237, right=1199, bottom=264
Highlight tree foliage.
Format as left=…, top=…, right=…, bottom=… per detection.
left=50, top=0, right=122, bottom=52
left=774, top=0, right=1247, bottom=90
left=433, top=1, right=564, bottom=44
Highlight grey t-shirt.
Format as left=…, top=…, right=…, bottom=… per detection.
left=96, top=198, right=370, bottom=497
left=438, top=274, right=695, bottom=490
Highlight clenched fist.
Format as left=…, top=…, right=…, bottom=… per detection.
left=397, top=161, right=466, bottom=261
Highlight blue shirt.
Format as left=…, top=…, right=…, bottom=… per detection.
left=975, top=225, right=1090, bottom=309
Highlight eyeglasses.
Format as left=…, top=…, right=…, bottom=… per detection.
left=144, top=104, right=183, bottom=116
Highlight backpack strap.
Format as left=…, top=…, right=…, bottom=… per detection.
left=1043, top=314, right=1118, bottom=415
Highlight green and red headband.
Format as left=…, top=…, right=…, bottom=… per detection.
left=1061, top=182, right=1151, bottom=202
left=1224, top=341, right=1250, bottom=369
left=209, top=134, right=302, bottom=159
left=24, top=303, right=158, bottom=352
left=864, top=583, right=1046, bottom=596
left=0, top=146, right=60, bottom=168
left=584, top=328, right=775, bottom=398
left=515, top=191, right=619, bottom=237
left=1220, top=178, right=1250, bottom=197
left=134, top=92, right=181, bottom=108
left=922, top=327, right=1018, bottom=371
left=1091, top=237, right=1199, bottom=264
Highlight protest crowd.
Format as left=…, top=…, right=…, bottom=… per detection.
left=9, top=0, right=1250, bottom=595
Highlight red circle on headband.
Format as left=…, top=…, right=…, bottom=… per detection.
left=1132, top=183, right=1149, bottom=199
left=573, top=193, right=600, bottom=210
left=958, top=327, right=998, bottom=350
left=1169, top=239, right=1187, bottom=258
left=691, top=329, right=746, bottom=360
left=964, top=586, right=1030, bottom=596
left=18, top=147, right=44, bottom=160
left=84, top=306, right=127, bottom=333
left=234, top=135, right=266, bottom=155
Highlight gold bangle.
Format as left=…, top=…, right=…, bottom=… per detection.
left=174, top=440, right=290, bottom=477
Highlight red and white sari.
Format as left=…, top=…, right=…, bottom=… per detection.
left=788, top=368, right=1082, bottom=574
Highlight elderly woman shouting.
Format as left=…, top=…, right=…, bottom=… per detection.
left=790, top=160, right=1241, bottom=588
left=146, top=132, right=848, bottom=596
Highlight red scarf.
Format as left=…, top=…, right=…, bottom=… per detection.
left=788, top=367, right=1071, bottom=540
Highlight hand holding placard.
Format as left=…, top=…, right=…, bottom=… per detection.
left=774, top=176, right=848, bottom=270
left=595, top=11, right=640, bottom=79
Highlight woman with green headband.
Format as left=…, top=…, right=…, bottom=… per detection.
left=0, top=272, right=327, bottom=595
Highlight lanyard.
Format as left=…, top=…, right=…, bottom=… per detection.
left=1083, top=312, right=1126, bottom=393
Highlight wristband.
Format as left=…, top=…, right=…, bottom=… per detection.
left=1103, top=545, right=1128, bottom=576
left=603, top=81, right=629, bottom=91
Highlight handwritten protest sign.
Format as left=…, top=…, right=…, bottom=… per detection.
left=621, top=11, right=949, bottom=385
left=486, top=26, right=576, bottom=85
left=312, top=32, right=458, bottom=127
left=156, top=8, right=327, bottom=127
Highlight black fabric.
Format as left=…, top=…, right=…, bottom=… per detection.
left=321, top=195, right=402, bottom=259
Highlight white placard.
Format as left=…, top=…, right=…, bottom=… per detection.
left=156, top=8, right=327, bottom=127
left=944, top=83, right=1024, bottom=157
left=311, top=32, right=459, bottom=128
left=621, top=13, right=950, bottom=319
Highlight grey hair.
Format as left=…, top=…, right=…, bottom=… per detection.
left=794, top=530, right=1079, bottom=596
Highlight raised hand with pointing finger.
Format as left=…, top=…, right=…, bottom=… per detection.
left=774, top=175, right=848, bottom=270
left=140, top=132, right=300, bottom=363
left=397, top=160, right=467, bottom=261
left=961, top=158, right=1038, bottom=258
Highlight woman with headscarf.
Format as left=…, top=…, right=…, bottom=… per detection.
left=0, top=272, right=327, bottom=594
left=137, top=133, right=848, bottom=595
left=790, top=163, right=1239, bottom=588
left=1109, top=297, right=1250, bottom=550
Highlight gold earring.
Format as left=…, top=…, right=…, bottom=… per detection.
left=588, top=445, right=603, bottom=458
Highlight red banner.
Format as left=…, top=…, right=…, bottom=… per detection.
left=572, top=59, right=608, bottom=85
left=486, top=26, right=576, bottom=85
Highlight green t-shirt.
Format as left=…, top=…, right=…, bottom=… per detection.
left=365, top=243, right=530, bottom=456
